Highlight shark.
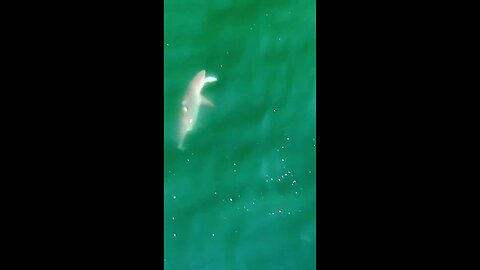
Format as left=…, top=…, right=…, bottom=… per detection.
left=177, top=70, right=217, bottom=150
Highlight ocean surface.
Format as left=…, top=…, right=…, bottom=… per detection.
left=164, top=0, right=316, bottom=269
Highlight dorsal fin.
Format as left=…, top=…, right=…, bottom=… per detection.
left=189, top=70, right=206, bottom=89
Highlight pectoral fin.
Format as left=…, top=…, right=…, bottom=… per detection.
left=201, top=96, right=214, bottom=107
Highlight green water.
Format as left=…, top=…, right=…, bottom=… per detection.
left=164, top=0, right=316, bottom=269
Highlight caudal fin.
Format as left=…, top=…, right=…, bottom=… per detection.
left=204, top=76, right=217, bottom=83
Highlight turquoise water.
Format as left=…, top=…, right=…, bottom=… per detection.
left=164, top=0, right=316, bottom=269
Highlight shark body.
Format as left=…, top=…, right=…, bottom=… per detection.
left=177, top=70, right=217, bottom=150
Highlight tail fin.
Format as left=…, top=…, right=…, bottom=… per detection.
left=204, top=76, right=217, bottom=83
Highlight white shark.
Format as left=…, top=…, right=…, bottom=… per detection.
left=177, top=70, right=217, bottom=150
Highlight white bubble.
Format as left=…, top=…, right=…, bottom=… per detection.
left=173, top=233, right=176, bottom=237
left=230, top=198, right=233, bottom=202
left=212, top=233, right=215, bottom=237
left=173, top=195, right=176, bottom=199
left=279, top=210, right=282, bottom=213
